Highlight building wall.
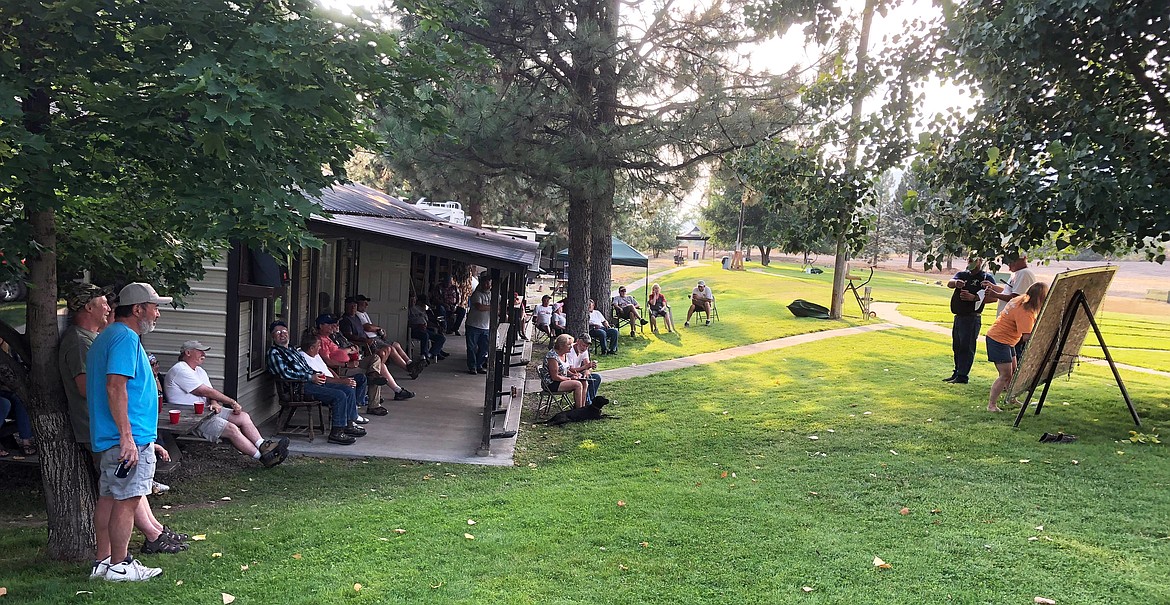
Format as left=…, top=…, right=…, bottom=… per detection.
left=142, top=262, right=229, bottom=398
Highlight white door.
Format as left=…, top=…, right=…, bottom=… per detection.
left=357, top=243, right=411, bottom=342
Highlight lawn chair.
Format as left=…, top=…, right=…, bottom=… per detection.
left=533, top=384, right=574, bottom=420
left=696, top=300, right=719, bottom=324
left=610, top=305, right=645, bottom=336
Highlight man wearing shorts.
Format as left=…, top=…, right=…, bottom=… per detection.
left=86, top=282, right=171, bottom=581
left=163, top=340, right=288, bottom=467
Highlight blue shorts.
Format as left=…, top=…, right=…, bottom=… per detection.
left=986, top=336, right=1016, bottom=364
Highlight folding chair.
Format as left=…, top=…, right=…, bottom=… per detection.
left=611, top=305, right=644, bottom=336
left=697, top=301, right=719, bottom=324
left=533, top=385, right=574, bottom=420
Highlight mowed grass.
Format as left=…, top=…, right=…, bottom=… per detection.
left=610, top=264, right=862, bottom=366
left=2, top=330, right=1167, bottom=604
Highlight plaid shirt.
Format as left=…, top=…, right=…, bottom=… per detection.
left=266, top=343, right=316, bottom=381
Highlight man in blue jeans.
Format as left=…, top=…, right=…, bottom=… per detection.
left=465, top=273, right=493, bottom=375
left=945, top=257, right=996, bottom=384
left=266, top=321, right=365, bottom=445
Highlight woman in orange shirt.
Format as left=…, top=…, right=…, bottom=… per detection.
left=985, top=282, right=1049, bottom=412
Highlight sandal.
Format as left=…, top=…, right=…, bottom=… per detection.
left=18, top=439, right=37, bottom=456
left=141, top=534, right=187, bottom=554
left=161, top=525, right=189, bottom=542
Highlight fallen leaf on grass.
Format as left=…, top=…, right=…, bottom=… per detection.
left=464, top=533, right=475, bottom=540
left=639, top=542, right=649, bottom=547
left=873, top=556, right=892, bottom=570
left=720, top=471, right=728, bottom=479
left=1028, top=537, right=1039, bottom=541
left=1034, top=598, right=1056, bottom=604
left=808, top=435, right=819, bottom=441
left=211, top=552, right=222, bottom=558
left=175, top=580, right=183, bottom=586
left=354, top=583, right=362, bottom=592
left=0, top=587, right=6, bottom=596
left=394, top=528, right=407, bottom=534
left=430, top=582, right=444, bottom=589
left=221, top=497, right=231, bottom=501
left=930, top=509, right=942, bottom=515
left=802, top=586, right=814, bottom=593
left=899, top=507, right=910, bottom=516
left=75, top=591, right=93, bottom=596
left=240, top=564, right=249, bottom=571
left=617, top=500, right=627, bottom=507
left=161, top=505, right=172, bottom=510
left=618, top=564, right=629, bottom=571
left=889, top=450, right=898, bottom=455
left=292, top=553, right=302, bottom=560
left=1035, top=525, right=1044, bottom=531
left=467, top=519, right=476, bottom=525
left=191, top=534, right=207, bottom=541
left=222, top=593, right=236, bottom=604
left=1019, top=459, right=1030, bottom=463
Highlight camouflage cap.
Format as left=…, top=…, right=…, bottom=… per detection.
left=66, top=283, right=112, bottom=313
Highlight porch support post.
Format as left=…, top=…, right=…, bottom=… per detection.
left=477, top=267, right=503, bottom=456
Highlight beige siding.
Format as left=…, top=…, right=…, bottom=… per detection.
left=142, top=263, right=228, bottom=385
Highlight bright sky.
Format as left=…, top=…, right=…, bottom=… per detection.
left=316, top=0, right=971, bottom=213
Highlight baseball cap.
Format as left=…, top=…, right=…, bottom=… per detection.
left=180, top=340, right=211, bottom=353
left=65, top=282, right=112, bottom=312
left=618, top=286, right=627, bottom=292
left=343, top=296, right=356, bottom=305
left=315, top=313, right=338, bottom=325
left=354, top=294, right=371, bottom=302
left=117, top=282, right=173, bottom=306
left=577, top=333, right=593, bottom=344
left=697, top=280, right=706, bottom=287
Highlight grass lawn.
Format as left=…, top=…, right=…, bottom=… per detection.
left=2, top=330, right=1167, bottom=603
left=606, top=264, right=862, bottom=366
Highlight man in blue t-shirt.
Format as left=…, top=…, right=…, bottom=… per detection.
left=86, top=282, right=172, bottom=582
left=944, top=258, right=997, bottom=384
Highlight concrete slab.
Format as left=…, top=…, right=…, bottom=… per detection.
left=264, top=333, right=523, bottom=467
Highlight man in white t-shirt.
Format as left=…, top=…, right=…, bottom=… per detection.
left=987, top=254, right=1038, bottom=316
left=685, top=280, right=715, bottom=326
left=465, top=272, right=494, bottom=374
left=163, top=341, right=287, bottom=467
left=566, top=334, right=601, bottom=402
left=532, top=295, right=555, bottom=339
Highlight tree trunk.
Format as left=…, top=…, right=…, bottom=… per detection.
left=830, top=231, right=849, bottom=319
left=26, top=209, right=98, bottom=561
left=759, top=246, right=771, bottom=266
left=565, top=188, right=593, bottom=337
left=589, top=182, right=615, bottom=316
left=464, top=174, right=485, bottom=228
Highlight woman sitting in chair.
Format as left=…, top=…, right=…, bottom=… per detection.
left=647, top=283, right=675, bottom=334
left=539, top=334, right=586, bottom=409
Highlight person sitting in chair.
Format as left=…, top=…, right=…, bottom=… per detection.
left=587, top=299, right=620, bottom=355
left=685, top=280, right=715, bottom=327
left=611, top=286, right=648, bottom=336
left=647, top=283, right=674, bottom=333
left=163, top=341, right=288, bottom=467
left=532, top=295, right=556, bottom=341
left=538, top=334, right=586, bottom=409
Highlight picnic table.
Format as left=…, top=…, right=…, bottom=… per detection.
left=156, top=406, right=206, bottom=471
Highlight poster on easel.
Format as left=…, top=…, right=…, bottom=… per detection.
left=1009, top=265, right=1141, bottom=428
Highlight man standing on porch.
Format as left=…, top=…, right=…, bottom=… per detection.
left=465, top=272, right=493, bottom=375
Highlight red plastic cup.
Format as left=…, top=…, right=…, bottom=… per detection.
left=193, top=401, right=205, bottom=415
left=168, top=410, right=181, bottom=425
left=158, top=394, right=164, bottom=412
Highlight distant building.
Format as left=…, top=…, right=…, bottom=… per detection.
left=676, top=221, right=709, bottom=260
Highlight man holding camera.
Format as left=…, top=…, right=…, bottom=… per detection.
left=945, top=257, right=996, bottom=384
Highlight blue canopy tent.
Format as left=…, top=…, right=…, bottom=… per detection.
left=556, top=236, right=650, bottom=305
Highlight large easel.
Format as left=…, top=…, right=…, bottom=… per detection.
left=1012, top=273, right=1141, bottom=428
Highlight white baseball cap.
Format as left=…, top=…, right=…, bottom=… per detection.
left=117, top=282, right=173, bottom=306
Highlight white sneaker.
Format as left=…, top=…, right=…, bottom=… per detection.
left=104, top=557, right=162, bottom=582
left=151, top=480, right=170, bottom=495
left=89, top=556, right=111, bottom=580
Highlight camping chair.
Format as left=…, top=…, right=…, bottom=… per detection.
left=610, top=303, right=645, bottom=336
left=273, top=377, right=327, bottom=442
left=533, top=384, right=574, bottom=420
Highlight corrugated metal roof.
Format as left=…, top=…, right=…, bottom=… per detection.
left=311, top=214, right=539, bottom=271
left=313, top=183, right=439, bottom=220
